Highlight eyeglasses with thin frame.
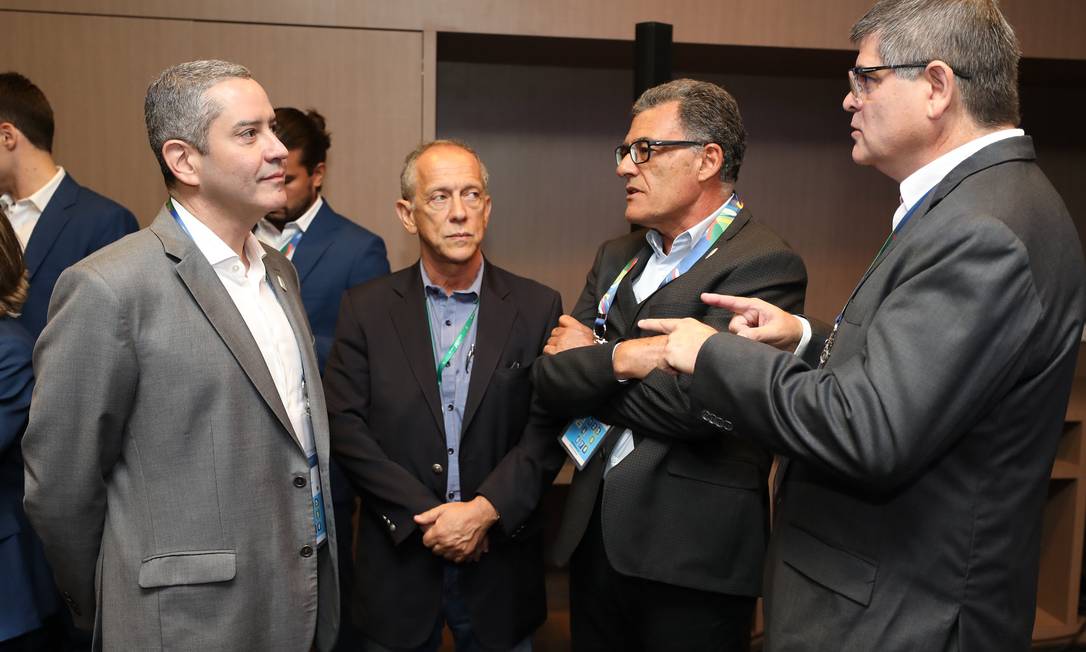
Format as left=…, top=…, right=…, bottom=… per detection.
left=847, top=62, right=973, bottom=101
left=614, top=139, right=710, bottom=166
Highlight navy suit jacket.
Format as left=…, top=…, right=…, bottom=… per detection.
left=20, top=174, right=139, bottom=338
left=0, top=317, right=57, bottom=640
left=292, top=200, right=389, bottom=372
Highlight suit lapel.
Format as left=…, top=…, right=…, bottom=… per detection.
left=290, top=201, right=336, bottom=284
left=149, top=206, right=299, bottom=444
left=24, top=173, right=79, bottom=280
left=264, top=251, right=324, bottom=453
left=388, top=264, right=445, bottom=435
left=461, top=264, right=516, bottom=435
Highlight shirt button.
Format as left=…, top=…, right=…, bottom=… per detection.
left=448, top=448, right=454, bottom=455
left=432, top=463, right=444, bottom=475
left=232, top=264, right=240, bottom=272
left=446, top=404, right=454, bottom=412
left=445, top=361, right=451, bottom=367
left=299, top=545, right=313, bottom=558
left=293, top=476, right=307, bottom=488
left=445, top=319, right=452, bottom=326
left=448, top=492, right=455, bottom=499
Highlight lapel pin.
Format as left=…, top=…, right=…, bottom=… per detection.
left=705, top=248, right=719, bottom=259
left=277, top=275, right=287, bottom=291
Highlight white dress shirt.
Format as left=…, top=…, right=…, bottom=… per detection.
left=0, top=166, right=66, bottom=250
left=172, top=199, right=313, bottom=452
left=607, top=202, right=727, bottom=473
left=253, top=196, right=323, bottom=261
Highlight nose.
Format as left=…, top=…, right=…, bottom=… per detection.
left=447, top=194, right=467, bottom=221
left=843, top=90, right=861, bottom=113
left=268, top=132, right=289, bottom=162
left=616, top=151, right=638, bottom=178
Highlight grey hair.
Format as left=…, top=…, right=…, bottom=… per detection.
left=850, top=0, right=1020, bottom=127
left=399, top=139, right=490, bottom=201
left=632, top=78, right=746, bottom=183
left=144, top=60, right=253, bottom=185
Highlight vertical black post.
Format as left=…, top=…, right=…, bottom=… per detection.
left=634, top=22, right=673, bottom=100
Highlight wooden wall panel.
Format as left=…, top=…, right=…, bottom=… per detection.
left=2, top=1, right=1084, bottom=60
left=0, top=12, right=425, bottom=270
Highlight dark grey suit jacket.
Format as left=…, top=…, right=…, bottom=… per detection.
left=325, top=261, right=565, bottom=649
left=23, top=206, right=339, bottom=651
left=690, top=137, right=1086, bottom=651
left=533, top=206, right=807, bottom=597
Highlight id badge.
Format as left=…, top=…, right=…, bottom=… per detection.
left=559, top=417, right=612, bottom=470
left=308, top=453, right=327, bottom=547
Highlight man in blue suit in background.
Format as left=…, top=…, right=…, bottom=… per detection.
left=255, top=107, right=390, bottom=371
left=255, top=106, right=389, bottom=651
left=0, top=72, right=139, bottom=339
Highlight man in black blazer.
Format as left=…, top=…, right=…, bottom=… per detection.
left=0, top=72, right=139, bottom=338
left=641, top=2, right=1086, bottom=651
left=325, top=140, right=564, bottom=651
left=531, top=79, right=806, bottom=651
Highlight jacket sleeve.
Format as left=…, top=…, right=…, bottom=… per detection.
left=22, top=264, right=137, bottom=629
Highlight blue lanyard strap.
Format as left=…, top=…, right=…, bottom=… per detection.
left=166, top=197, right=192, bottom=238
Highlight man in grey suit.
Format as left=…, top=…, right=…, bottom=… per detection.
left=641, top=1, right=1086, bottom=650
left=22, top=60, right=339, bottom=650
left=532, top=79, right=806, bottom=651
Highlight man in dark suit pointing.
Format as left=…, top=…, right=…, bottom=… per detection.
left=642, top=1, right=1086, bottom=650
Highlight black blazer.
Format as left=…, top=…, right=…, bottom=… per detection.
left=532, top=207, right=807, bottom=597
left=20, top=173, right=138, bottom=337
left=689, top=137, right=1086, bottom=651
left=324, top=261, right=565, bottom=649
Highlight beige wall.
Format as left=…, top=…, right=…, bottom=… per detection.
left=1, top=10, right=426, bottom=269
left=3, top=1, right=1084, bottom=60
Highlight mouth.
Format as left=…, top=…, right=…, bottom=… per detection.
left=261, top=171, right=285, bottom=183
left=625, top=186, right=643, bottom=198
left=447, top=233, right=473, bottom=240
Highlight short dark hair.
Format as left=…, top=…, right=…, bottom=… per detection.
left=632, top=78, right=746, bottom=183
left=0, top=72, right=55, bottom=152
left=850, top=0, right=1020, bottom=127
left=273, top=107, right=331, bottom=176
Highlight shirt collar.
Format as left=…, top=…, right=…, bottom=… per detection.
left=895, top=129, right=1024, bottom=229
left=421, top=259, right=484, bottom=299
left=0, top=166, right=65, bottom=213
left=170, top=197, right=268, bottom=269
left=644, top=195, right=734, bottom=259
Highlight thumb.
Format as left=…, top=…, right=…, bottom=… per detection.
left=638, top=318, right=679, bottom=334
left=414, top=505, right=444, bottom=525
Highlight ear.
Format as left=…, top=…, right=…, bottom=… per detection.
left=310, top=161, right=326, bottom=192
left=0, top=123, right=18, bottom=152
left=924, top=61, right=955, bottom=121
left=395, top=199, right=418, bottom=235
left=162, top=139, right=201, bottom=188
left=697, top=143, right=725, bottom=183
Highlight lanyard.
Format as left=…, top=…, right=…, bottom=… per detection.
left=592, top=193, right=744, bottom=342
left=280, top=229, right=304, bottom=258
left=426, top=299, right=479, bottom=388
left=166, top=197, right=192, bottom=238
left=818, top=188, right=932, bottom=368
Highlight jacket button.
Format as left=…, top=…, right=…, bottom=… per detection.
left=389, top=522, right=397, bottom=533
left=432, top=463, right=444, bottom=475
left=722, top=419, right=734, bottom=432
left=293, top=476, right=307, bottom=488
left=300, top=545, right=314, bottom=558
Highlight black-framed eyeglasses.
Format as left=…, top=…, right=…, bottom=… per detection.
left=614, top=139, right=710, bottom=166
left=847, top=63, right=972, bottom=100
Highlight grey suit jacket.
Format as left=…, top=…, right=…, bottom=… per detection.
left=690, top=137, right=1086, bottom=651
left=23, top=206, right=339, bottom=651
left=532, top=207, right=807, bottom=597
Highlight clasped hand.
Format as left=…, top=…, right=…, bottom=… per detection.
left=413, top=495, right=499, bottom=563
